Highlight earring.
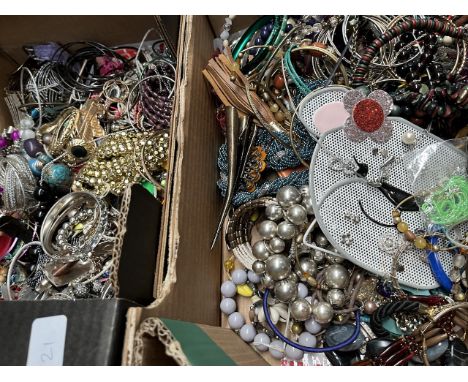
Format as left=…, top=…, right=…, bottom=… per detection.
left=341, top=233, right=353, bottom=246
left=344, top=211, right=360, bottom=224
left=401, top=131, right=416, bottom=146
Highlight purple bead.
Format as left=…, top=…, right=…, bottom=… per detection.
left=255, top=37, right=264, bottom=46
left=11, top=130, right=21, bottom=141
left=260, top=27, right=270, bottom=39
left=23, top=139, right=44, bottom=158
left=0, top=137, right=9, bottom=149
left=377, top=282, right=393, bottom=298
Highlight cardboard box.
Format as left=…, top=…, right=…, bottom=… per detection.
left=0, top=15, right=180, bottom=365
left=122, top=15, right=270, bottom=366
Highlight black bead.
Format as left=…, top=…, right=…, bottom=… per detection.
left=22, top=247, right=40, bottom=263
left=420, top=52, right=433, bottom=63
left=401, top=106, right=413, bottom=116
left=366, top=338, right=394, bottom=359
left=33, top=208, right=48, bottom=222
left=71, top=145, right=88, bottom=158
left=33, top=186, right=53, bottom=202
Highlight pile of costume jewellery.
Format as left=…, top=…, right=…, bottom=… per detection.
left=205, top=16, right=468, bottom=365
left=0, top=33, right=174, bottom=301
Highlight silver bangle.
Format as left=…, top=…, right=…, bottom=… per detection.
left=40, top=191, right=109, bottom=261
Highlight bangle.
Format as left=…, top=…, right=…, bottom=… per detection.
left=353, top=17, right=466, bottom=86
left=40, top=191, right=109, bottom=261
left=262, top=289, right=362, bottom=353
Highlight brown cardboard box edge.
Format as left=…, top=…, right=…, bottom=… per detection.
left=123, top=15, right=268, bottom=366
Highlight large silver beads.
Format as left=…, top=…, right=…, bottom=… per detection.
left=277, top=221, right=296, bottom=240
left=265, top=254, right=291, bottom=281
left=265, top=204, right=283, bottom=221
left=276, top=186, right=302, bottom=208
left=274, top=279, right=298, bottom=302
left=296, top=257, right=317, bottom=278
left=324, top=264, right=349, bottom=289
left=327, top=289, right=346, bottom=308
left=252, top=240, right=270, bottom=260
left=268, top=237, right=285, bottom=253
left=286, top=204, right=308, bottom=226
left=290, top=298, right=313, bottom=321
left=257, top=220, right=278, bottom=240
left=312, top=301, right=334, bottom=324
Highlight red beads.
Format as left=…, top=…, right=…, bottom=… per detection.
left=273, top=74, right=285, bottom=90
left=353, top=99, right=384, bottom=132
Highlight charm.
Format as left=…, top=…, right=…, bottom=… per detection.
left=344, top=211, right=360, bottom=224
left=342, top=89, right=393, bottom=143
left=378, top=233, right=404, bottom=255
left=340, top=233, right=353, bottom=246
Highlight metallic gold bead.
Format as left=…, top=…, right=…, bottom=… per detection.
left=306, top=276, right=317, bottom=288
left=291, top=322, right=303, bottom=335
left=397, top=222, right=408, bottom=233
left=454, top=292, right=466, bottom=302
left=414, top=237, right=427, bottom=249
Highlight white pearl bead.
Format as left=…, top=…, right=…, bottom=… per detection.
left=231, top=269, right=248, bottom=285
left=254, top=333, right=270, bottom=352
left=220, top=280, right=237, bottom=298
left=285, top=344, right=304, bottom=361
left=239, top=324, right=256, bottom=342
left=297, top=283, right=309, bottom=299
left=298, top=332, right=317, bottom=347
left=269, top=340, right=285, bottom=359
left=442, top=36, right=454, bottom=46
left=304, top=318, right=322, bottom=334
left=228, top=312, right=245, bottom=329
left=401, top=131, right=416, bottom=145
left=247, top=270, right=261, bottom=283
left=20, top=129, right=36, bottom=140
left=220, top=298, right=236, bottom=315
left=220, top=30, right=230, bottom=40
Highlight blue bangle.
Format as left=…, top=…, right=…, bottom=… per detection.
left=426, top=236, right=453, bottom=292
left=263, top=289, right=362, bottom=353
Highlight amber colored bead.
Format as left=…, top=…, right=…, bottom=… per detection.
left=269, top=103, right=279, bottom=113
left=404, top=230, right=416, bottom=241
left=392, top=210, right=401, bottom=218
left=397, top=221, right=409, bottom=233
left=273, top=74, right=285, bottom=90
left=393, top=216, right=402, bottom=224
left=414, top=236, right=427, bottom=249
left=275, top=111, right=285, bottom=122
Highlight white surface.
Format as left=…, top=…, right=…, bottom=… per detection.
left=27, top=315, right=67, bottom=366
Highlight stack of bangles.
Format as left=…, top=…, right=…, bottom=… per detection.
left=0, top=29, right=175, bottom=301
